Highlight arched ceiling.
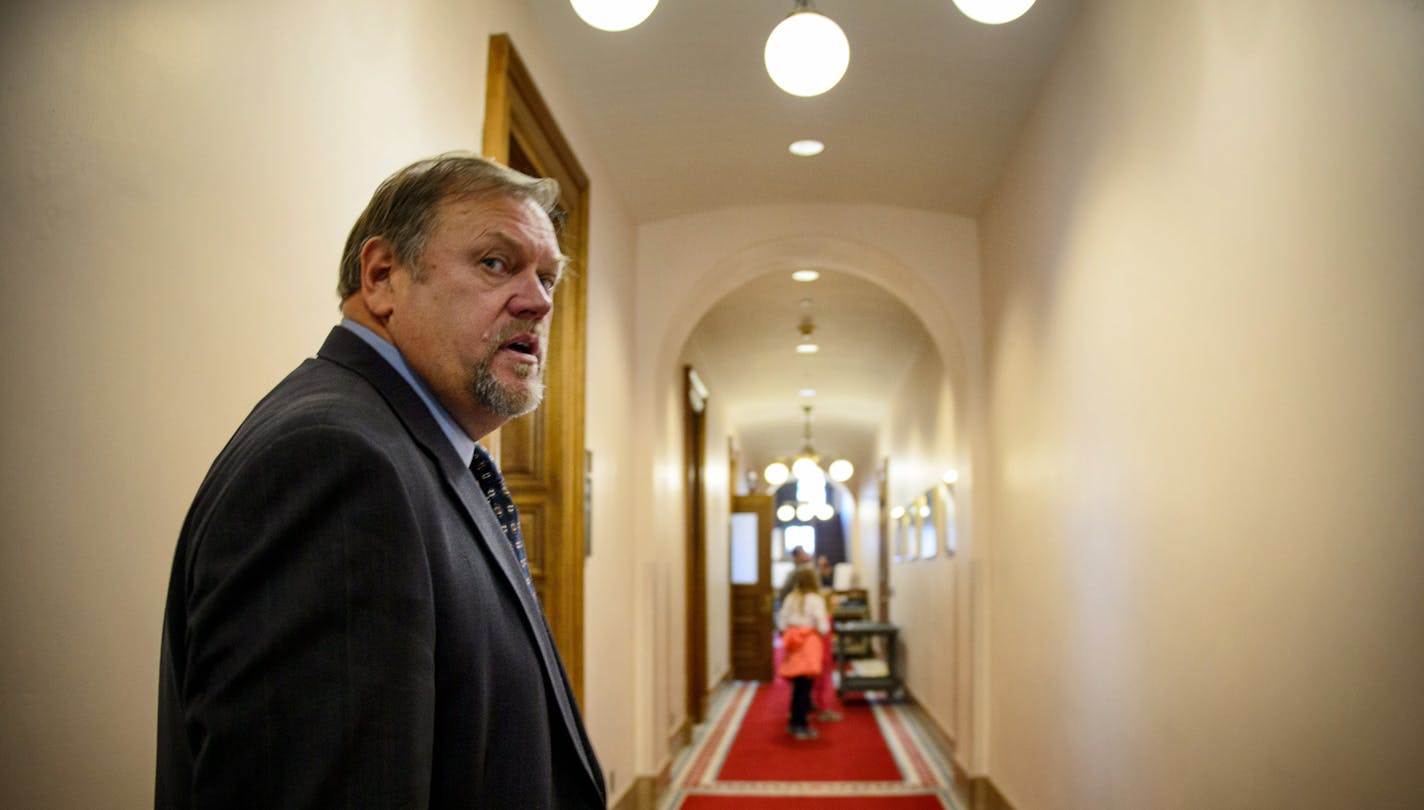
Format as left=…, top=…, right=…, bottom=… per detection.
left=685, top=268, right=935, bottom=484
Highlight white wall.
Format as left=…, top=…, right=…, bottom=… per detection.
left=980, top=0, right=1424, bottom=807
left=877, top=342, right=979, bottom=764
left=580, top=107, right=641, bottom=803
left=0, top=0, right=642, bottom=805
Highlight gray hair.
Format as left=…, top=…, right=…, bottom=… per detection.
left=337, top=151, right=562, bottom=300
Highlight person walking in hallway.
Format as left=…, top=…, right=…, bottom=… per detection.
left=156, top=153, right=605, bottom=809
left=778, top=566, right=831, bottom=740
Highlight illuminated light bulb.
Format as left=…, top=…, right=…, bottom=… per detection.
left=919, top=504, right=931, bottom=518
left=777, top=503, right=796, bottom=522
left=943, top=469, right=960, bottom=485
left=788, top=140, right=825, bottom=157
left=791, top=456, right=820, bottom=480
left=815, top=503, right=835, bottom=521
left=764, top=3, right=850, bottom=97
left=570, top=0, right=658, bottom=31
left=764, top=461, right=790, bottom=486
left=890, top=505, right=905, bottom=520
left=796, top=503, right=816, bottom=522
left=951, top=0, right=1035, bottom=25
left=827, top=458, right=854, bottom=482
left=791, top=269, right=820, bottom=282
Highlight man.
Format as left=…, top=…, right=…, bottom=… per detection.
left=776, top=545, right=815, bottom=605
left=157, top=153, right=605, bottom=809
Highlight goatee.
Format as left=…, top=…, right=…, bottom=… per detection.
left=472, top=322, right=546, bottom=418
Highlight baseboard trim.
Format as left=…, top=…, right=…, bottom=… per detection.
left=609, top=775, right=658, bottom=810
left=611, top=679, right=739, bottom=810
left=668, top=715, right=692, bottom=750
left=898, top=691, right=1014, bottom=810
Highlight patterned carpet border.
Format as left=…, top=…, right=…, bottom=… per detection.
left=661, top=683, right=961, bottom=808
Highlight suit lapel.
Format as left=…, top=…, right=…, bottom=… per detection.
left=315, top=327, right=602, bottom=797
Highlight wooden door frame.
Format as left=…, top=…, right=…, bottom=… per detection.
left=482, top=33, right=590, bottom=703
left=683, top=367, right=709, bottom=724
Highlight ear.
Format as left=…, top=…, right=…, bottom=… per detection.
left=359, top=236, right=402, bottom=320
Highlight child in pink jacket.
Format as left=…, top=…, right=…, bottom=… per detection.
left=777, top=567, right=830, bottom=739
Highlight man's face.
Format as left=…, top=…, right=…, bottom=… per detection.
left=383, top=193, right=563, bottom=439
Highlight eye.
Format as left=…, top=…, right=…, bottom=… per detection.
left=540, top=273, right=561, bottom=293
left=479, top=255, right=509, bottom=274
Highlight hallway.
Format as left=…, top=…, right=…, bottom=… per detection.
left=3, top=1, right=1421, bottom=808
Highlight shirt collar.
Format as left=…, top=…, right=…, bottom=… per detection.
left=339, top=318, right=477, bottom=468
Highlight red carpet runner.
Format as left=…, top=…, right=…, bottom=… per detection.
left=663, top=681, right=958, bottom=809
left=717, top=668, right=899, bottom=781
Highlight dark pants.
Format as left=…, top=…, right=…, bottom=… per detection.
left=789, top=676, right=814, bottom=730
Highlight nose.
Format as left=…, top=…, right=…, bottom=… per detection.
left=508, top=267, right=554, bottom=321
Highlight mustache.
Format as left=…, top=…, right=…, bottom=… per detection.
left=491, top=319, right=547, bottom=347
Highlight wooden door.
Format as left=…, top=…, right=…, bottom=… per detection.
left=729, top=494, right=774, bottom=681
left=684, top=367, right=708, bottom=723
left=482, top=34, right=590, bottom=704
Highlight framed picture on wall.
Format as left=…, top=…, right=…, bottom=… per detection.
left=903, top=506, right=918, bottom=561
left=919, top=491, right=938, bottom=559
left=891, top=506, right=906, bottom=562
left=942, top=483, right=957, bottom=557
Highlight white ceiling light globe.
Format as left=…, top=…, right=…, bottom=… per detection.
left=791, top=456, right=821, bottom=480
left=815, top=503, right=835, bottom=521
left=764, top=7, right=850, bottom=97
left=570, top=0, right=658, bottom=32
left=951, top=0, right=1036, bottom=25
left=764, top=461, right=790, bottom=486
left=827, top=458, right=854, bottom=482
left=796, top=503, right=816, bottom=522
left=777, top=503, right=796, bottom=522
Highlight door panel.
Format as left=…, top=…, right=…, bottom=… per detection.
left=730, top=494, right=774, bottom=681
left=482, top=34, right=590, bottom=703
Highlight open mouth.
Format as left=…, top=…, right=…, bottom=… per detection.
left=500, top=334, right=541, bottom=361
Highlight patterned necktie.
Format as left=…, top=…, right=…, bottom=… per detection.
left=470, top=444, right=537, bottom=599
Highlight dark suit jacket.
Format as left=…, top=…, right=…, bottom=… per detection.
left=157, top=327, right=605, bottom=809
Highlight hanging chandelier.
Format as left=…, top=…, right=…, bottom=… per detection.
left=764, top=405, right=853, bottom=523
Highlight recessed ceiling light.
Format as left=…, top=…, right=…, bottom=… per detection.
left=791, top=269, right=820, bottom=282
left=788, top=139, right=825, bottom=157
left=796, top=343, right=819, bottom=354
left=799, top=388, right=816, bottom=397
